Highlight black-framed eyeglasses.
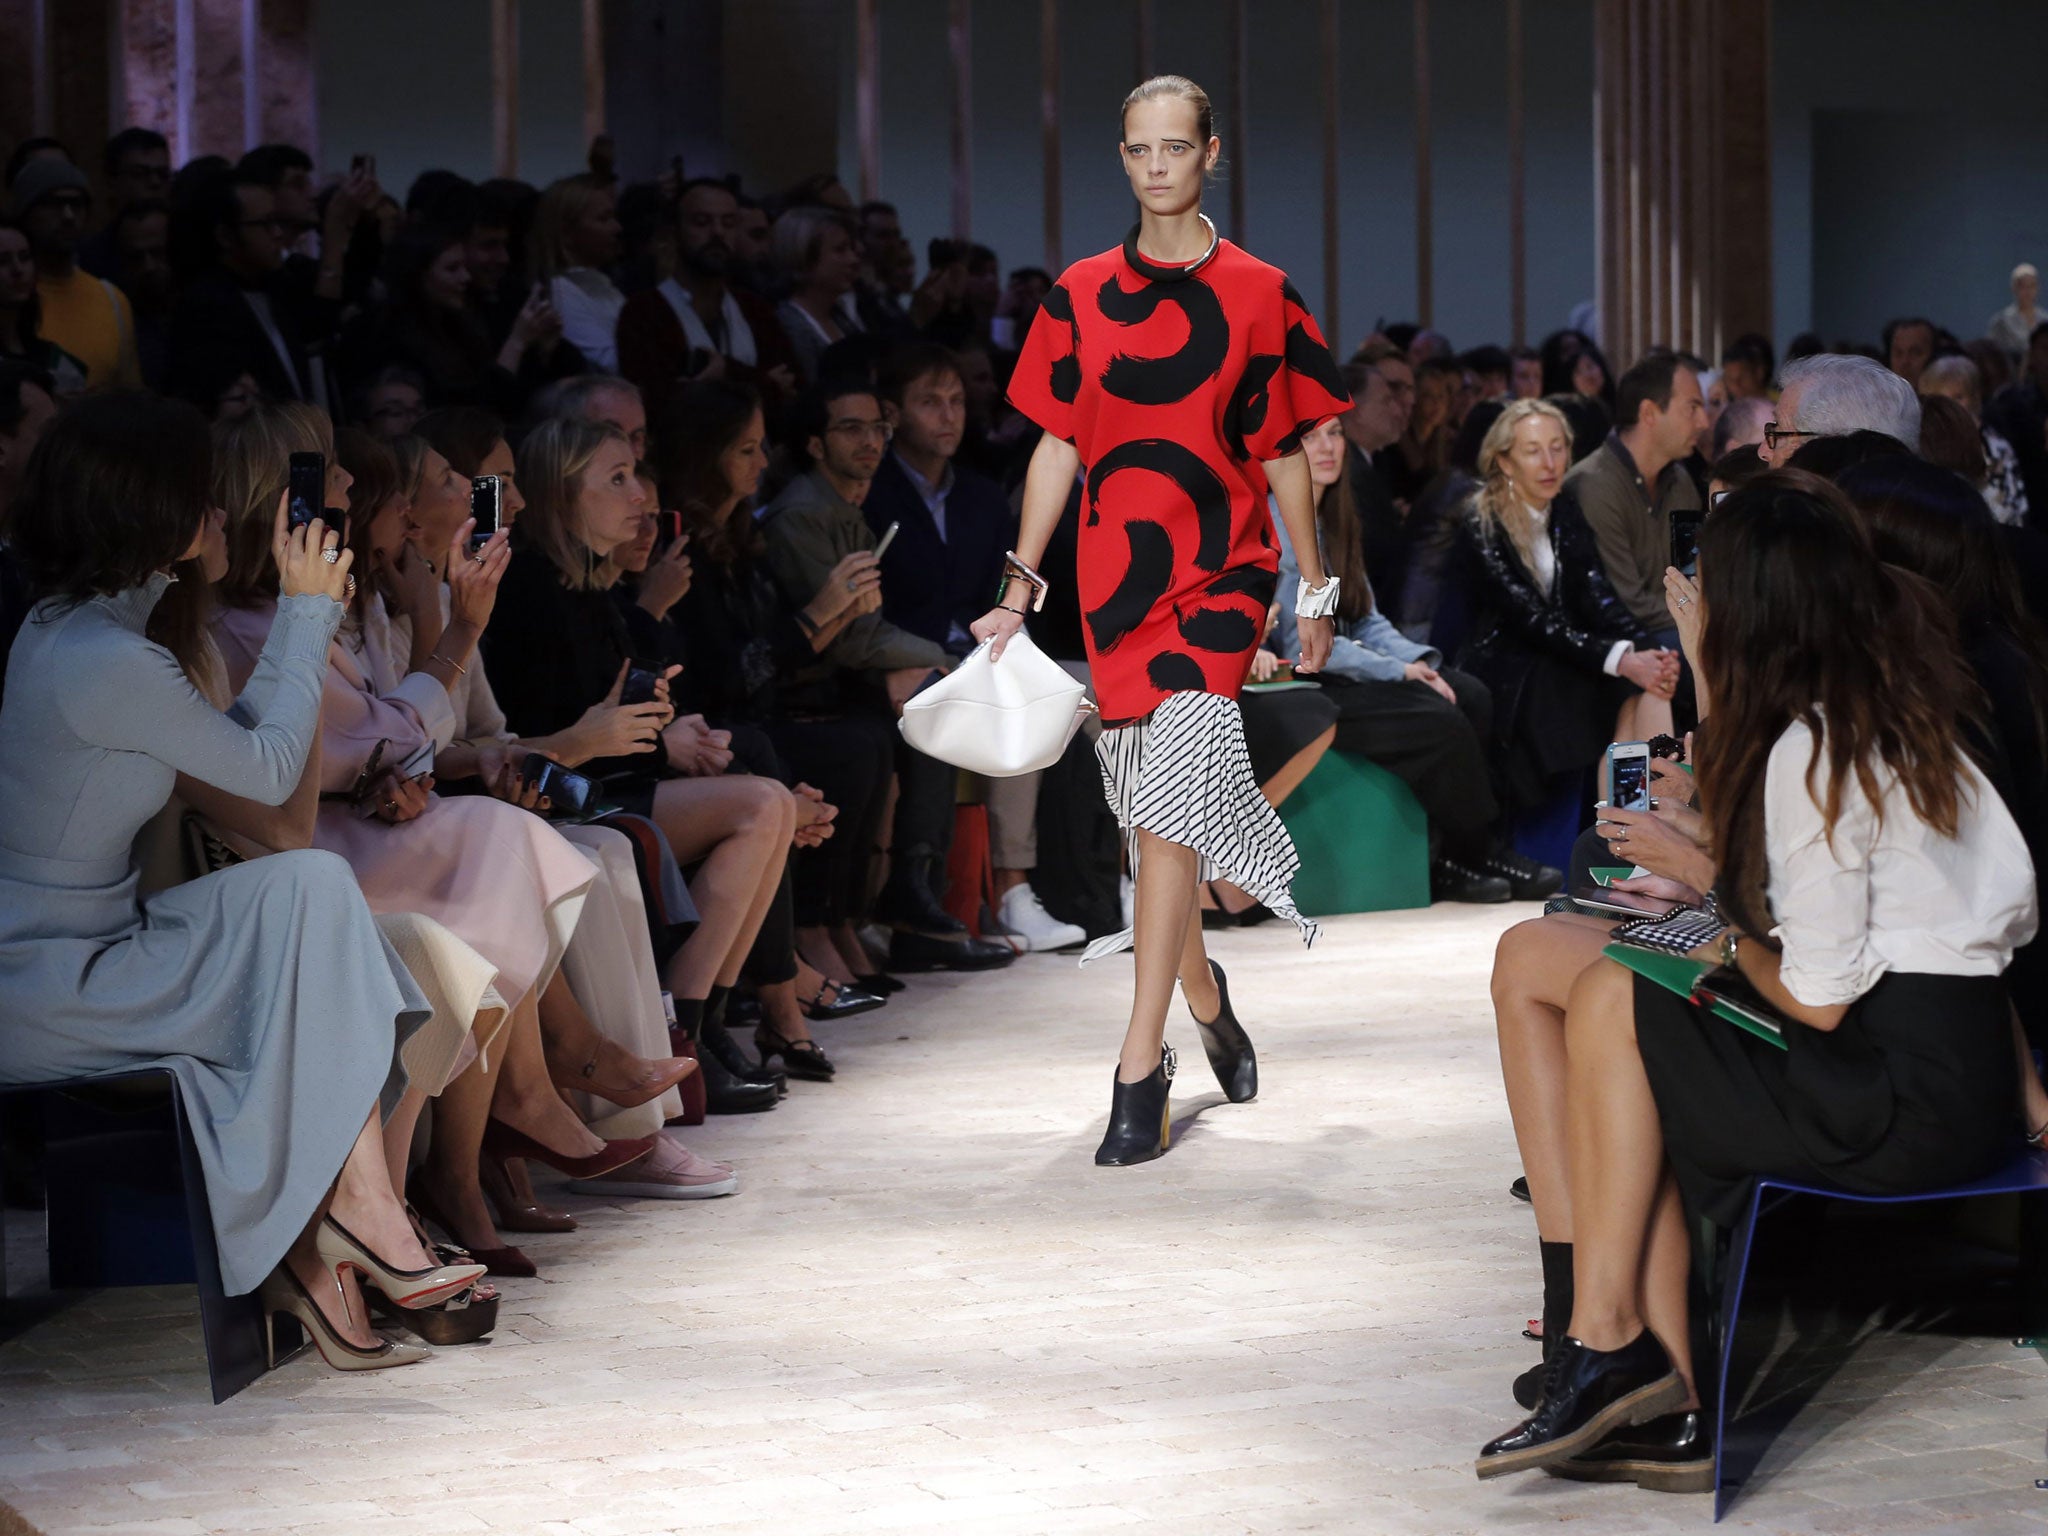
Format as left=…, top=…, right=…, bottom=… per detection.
left=827, top=419, right=893, bottom=442
left=1762, top=422, right=1817, bottom=451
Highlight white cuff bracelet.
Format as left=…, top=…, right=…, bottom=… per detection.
left=1295, top=575, right=1341, bottom=620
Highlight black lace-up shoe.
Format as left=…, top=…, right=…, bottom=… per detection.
left=1475, top=1330, right=1687, bottom=1479
left=1546, top=1410, right=1713, bottom=1493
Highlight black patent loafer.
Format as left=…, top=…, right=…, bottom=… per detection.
left=1547, top=1410, right=1713, bottom=1493
left=1094, top=1047, right=1174, bottom=1166
left=1190, top=960, right=1256, bottom=1103
left=1475, top=1330, right=1686, bottom=1479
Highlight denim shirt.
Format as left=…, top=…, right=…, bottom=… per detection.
left=1270, top=496, right=1441, bottom=684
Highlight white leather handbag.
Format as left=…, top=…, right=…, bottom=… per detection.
left=898, top=630, right=1094, bottom=776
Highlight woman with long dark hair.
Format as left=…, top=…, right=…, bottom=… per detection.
left=985, top=74, right=1351, bottom=1165
left=1476, top=472, right=2037, bottom=1487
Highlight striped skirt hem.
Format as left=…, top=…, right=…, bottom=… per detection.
left=1079, top=689, right=1316, bottom=965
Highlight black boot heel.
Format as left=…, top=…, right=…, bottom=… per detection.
left=1190, top=959, right=1256, bottom=1103
left=1094, top=1046, right=1175, bottom=1166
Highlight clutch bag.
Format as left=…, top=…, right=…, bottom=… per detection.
left=898, top=630, right=1094, bottom=777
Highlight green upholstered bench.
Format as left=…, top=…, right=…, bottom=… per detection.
left=1277, top=751, right=1431, bottom=915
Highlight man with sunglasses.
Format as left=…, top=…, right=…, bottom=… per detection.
left=1756, top=352, right=1922, bottom=468
left=9, top=158, right=141, bottom=390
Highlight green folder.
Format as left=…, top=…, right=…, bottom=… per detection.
left=1603, top=943, right=1789, bottom=1050
left=1589, top=866, right=1635, bottom=887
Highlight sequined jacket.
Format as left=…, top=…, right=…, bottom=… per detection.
left=1453, top=487, right=1653, bottom=675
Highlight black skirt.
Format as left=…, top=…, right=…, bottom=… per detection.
left=1240, top=685, right=1341, bottom=786
left=1634, top=970, right=2016, bottom=1227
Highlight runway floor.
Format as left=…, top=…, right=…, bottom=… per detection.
left=4, top=903, right=2047, bottom=1535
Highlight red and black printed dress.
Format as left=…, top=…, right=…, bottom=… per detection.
left=1008, top=224, right=1349, bottom=960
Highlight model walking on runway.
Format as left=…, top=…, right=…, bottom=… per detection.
left=974, top=74, right=1350, bottom=1165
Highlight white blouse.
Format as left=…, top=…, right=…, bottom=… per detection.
left=1764, top=718, right=2039, bottom=1007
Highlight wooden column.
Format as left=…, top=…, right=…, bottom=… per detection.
left=581, top=0, right=605, bottom=149
left=1319, top=0, right=1339, bottom=343
left=948, top=0, right=971, bottom=240
left=1413, top=0, right=1432, bottom=326
left=491, top=0, right=519, bottom=180
left=1596, top=0, right=1770, bottom=369
left=1507, top=0, right=1525, bottom=345
left=1227, top=0, right=1247, bottom=244
left=1041, top=0, right=1061, bottom=271
left=855, top=0, right=880, bottom=202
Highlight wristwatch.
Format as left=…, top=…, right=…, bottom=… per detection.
left=1717, top=929, right=1740, bottom=968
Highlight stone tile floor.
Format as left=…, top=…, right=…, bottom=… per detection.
left=3, top=903, right=2047, bottom=1535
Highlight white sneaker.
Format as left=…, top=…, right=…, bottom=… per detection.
left=1120, top=874, right=1135, bottom=930
left=996, top=883, right=1086, bottom=952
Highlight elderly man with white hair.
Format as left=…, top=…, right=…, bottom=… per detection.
left=1757, top=353, right=1922, bottom=467
left=1988, top=262, right=2040, bottom=366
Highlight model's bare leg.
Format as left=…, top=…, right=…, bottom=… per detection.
left=1123, top=828, right=1201, bottom=1081
left=1177, top=906, right=1220, bottom=1021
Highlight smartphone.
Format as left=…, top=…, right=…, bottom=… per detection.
left=520, top=752, right=595, bottom=817
left=469, top=475, right=501, bottom=555
left=1671, top=504, right=1705, bottom=579
left=653, top=510, right=686, bottom=553
left=287, top=452, right=325, bottom=533
left=619, top=666, right=660, bottom=707
left=1607, top=740, right=1652, bottom=812
left=1569, top=884, right=1685, bottom=918
left=871, top=520, right=901, bottom=562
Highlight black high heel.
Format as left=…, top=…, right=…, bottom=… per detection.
left=1189, top=959, right=1256, bottom=1102
left=800, top=978, right=886, bottom=1021
left=757, top=1022, right=836, bottom=1081
left=701, top=1014, right=786, bottom=1097
left=1094, top=1046, right=1174, bottom=1166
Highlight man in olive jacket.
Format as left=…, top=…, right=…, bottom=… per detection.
left=759, top=380, right=1010, bottom=973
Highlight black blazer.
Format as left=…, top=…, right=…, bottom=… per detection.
left=861, top=453, right=1015, bottom=655
left=166, top=269, right=313, bottom=407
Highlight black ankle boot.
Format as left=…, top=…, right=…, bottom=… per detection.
left=1476, top=1330, right=1686, bottom=1479
left=1189, top=960, right=1256, bottom=1103
left=1094, top=1047, right=1175, bottom=1166
left=1514, top=1240, right=1576, bottom=1409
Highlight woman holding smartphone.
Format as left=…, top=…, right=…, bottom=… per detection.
left=1476, top=473, right=2036, bottom=1490
left=985, top=75, right=1350, bottom=1165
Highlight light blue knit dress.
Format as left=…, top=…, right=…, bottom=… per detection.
left=0, top=576, right=431, bottom=1295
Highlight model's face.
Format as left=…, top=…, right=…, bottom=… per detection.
left=0, top=229, right=34, bottom=307
left=722, top=409, right=769, bottom=503
left=814, top=392, right=889, bottom=484
left=1118, top=97, right=1217, bottom=219
left=1303, top=417, right=1346, bottom=487
left=1889, top=323, right=1934, bottom=385
left=1502, top=415, right=1571, bottom=506
left=679, top=186, right=738, bottom=277
left=888, top=368, right=966, bottom=463
left=583, top=386, right=647, bottom=462
left=574, top=442, right=649, bottom=554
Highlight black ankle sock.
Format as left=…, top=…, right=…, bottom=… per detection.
left=671, top=996, right=705, bottom=1042
left=705, top=984, right=732, bottom=1031
left=1539, top=1239, right=1575, bottom=1356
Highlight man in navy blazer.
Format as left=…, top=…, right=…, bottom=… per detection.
left=863, top=341, right=1016, bottom=657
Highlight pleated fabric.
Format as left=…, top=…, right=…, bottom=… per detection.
left=1081, top=689, right=1316, bottom=964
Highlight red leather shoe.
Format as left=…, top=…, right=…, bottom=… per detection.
left=481, top=1120, right=654, bottom=1180
left=668, top=1027, right=708, bottom=1125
